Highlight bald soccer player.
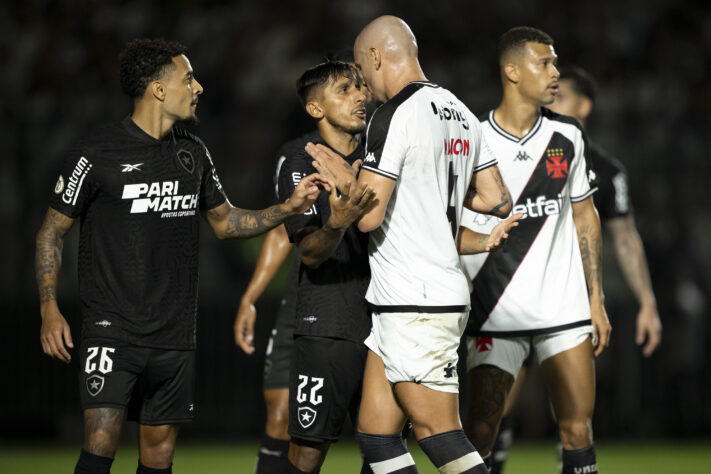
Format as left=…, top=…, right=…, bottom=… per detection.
left=307, top=16, right=519, bottom=474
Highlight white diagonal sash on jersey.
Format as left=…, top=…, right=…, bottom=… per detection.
left=467, top=132, right=575, bottom=335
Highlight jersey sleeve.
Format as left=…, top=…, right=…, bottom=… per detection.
left=597, top=160, right=632, bottom=220
left=569, top=128, right=598, bottom=202
left=277, top=154, right=322, bottom=242
left=360, top=106, right=407, bottom=180
left=473, top=134, right=499, bottom=174
left=48, top=148, right=97, bottom=218
left=199, top=145, right=227, bottom=211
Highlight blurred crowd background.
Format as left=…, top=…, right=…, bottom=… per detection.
left=1, top=0, right=709, bottom=444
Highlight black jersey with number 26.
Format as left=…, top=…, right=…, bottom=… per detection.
left=49, top=117, right=226, bottom=350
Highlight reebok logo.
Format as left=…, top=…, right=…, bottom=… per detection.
left=120, top=163, right=143, bottom=172
left=121, top=181, right=198, bottom=217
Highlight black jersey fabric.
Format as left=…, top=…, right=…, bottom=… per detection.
left=589, top=142, right=632, bottom=221
left=49, top=117, right=226, bottom=350
left=277, top=134, right=371, bottom=344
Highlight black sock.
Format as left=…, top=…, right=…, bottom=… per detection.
left=256, top=436, right=290, bottom=474
left=417, top=430, right=488, bottom=473
left=562, top=445, right=597, bottom=474
left=75, top=450, right=114, bottom=474
left=136, top=462, right=172, bottom=474
left=490, top=414, right=514, bottom=474
left=287, top=459, right=316, bottom=474
left=358, top=432, right=418, bottom=473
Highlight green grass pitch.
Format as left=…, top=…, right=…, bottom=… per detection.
left=1, top=440, right=709, bottom=473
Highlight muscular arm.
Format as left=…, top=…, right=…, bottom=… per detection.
left=35, top=207, right=75, bottom=362
left=572, top=197, right=611, bottom=356
left=234, top=225, right=292, bottom=353
left=464, top=165, right=512, bottom=218
left=456, top=214, right=521, bottom=255
left=606, top=215, right=662, bottom=356
left=203, top=173, right=325, bottom=239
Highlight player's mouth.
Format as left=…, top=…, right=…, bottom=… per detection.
left=191, top=98, right=199, bottom=107
left=548, top=82, right=559, bottom=93
left=353, top=107, right=366, bottom=119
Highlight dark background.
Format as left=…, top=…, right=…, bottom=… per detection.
left=1, top=0, right=709, bottom=444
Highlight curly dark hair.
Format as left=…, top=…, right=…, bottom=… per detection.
left=119, top=38, right=187, bottom=98
left=498, top=26, right=554, bottom=63
left=296, top=60, right=361, bottom=107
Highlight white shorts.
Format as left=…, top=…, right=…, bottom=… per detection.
left=365, top=311, right=468, bottom=394
left=465, top=325, right=593, bottom=377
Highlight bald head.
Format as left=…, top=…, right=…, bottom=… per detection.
left=354, top=16, right=425, bottom=102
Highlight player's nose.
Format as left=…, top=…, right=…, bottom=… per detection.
left=194, top=79, right=204, bottom=95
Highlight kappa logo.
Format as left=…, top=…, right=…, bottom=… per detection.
left=545, top=148, right=568, bottom=178
left=443, top=362, right=456, bottom=378
left=177, top=149, right=195, bottom=173
left=86, top=374, right=104, bottom=397
left=364, top=152, right=376, bottom=164
left=297, top=406, right=317, bottom=429
left=120, top=163, right=143, bottom=172
left=475, top=337, right=493, bottom=352
left=514, top=150, right=532, bottom=161
left=54, top=175, right=65, bottom=194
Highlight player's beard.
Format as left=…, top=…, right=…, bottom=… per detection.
left=176, top=113, right=200, bottom=128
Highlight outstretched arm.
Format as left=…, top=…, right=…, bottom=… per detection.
left=203, top=173, right=327, bottom=239
left=36, top=207, right=75, bottom=363
left=234, top=225, right=293, bottom=354
left=457, top=213, right=522, bottom=254
left=606, top=215, right=661, bottom=356
left=572, top=197, right=612, bottom=356
left=463, top=165, right=512, bottom=218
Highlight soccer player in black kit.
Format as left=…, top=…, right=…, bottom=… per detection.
left=35, top=38, right=324, bottom=474
left=275, top=61, right=374, bottom=473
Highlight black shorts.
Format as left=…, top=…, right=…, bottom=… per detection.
left=79, top=338, right=195, bottom=425
left=263, top=286, right=297, bottom=390
left=288, top=335, right=367, bottom=443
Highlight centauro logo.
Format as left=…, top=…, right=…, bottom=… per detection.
left=512, top=194, right=564, bottom=219
left=62, top=157, right=92, bottom=205
left=121, top=181, right=198, bottom=217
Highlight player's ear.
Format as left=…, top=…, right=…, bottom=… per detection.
left=305, top=101, right=323, bottom=120
left=504, top=63, right=519, bottom=84
left=370, top=47, right=381, bottom=71
left=150, top=81, right=166, bottom=101
left=578, top=97, right=593, bottom=121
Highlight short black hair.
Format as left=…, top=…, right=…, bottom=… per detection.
left=119, top=38, right=188, bottom=98
left=498, top=26, right=554, bottom=63
left=559, top=66, right=597, bottom=102
left=296, top=60, right=361, bottom=107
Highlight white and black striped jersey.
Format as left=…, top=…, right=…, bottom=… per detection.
left=461, top=108, right=597, bottom=336
left=361, top=81, right=497, bottom=312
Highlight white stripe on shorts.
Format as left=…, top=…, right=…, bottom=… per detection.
left=438, top=451, right=484, bottom=473
left=370, top=452, right=416, bottom=474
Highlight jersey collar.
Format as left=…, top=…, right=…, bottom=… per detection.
left=487, top=110, right=543, bottom=146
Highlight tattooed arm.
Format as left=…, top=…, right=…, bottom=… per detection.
left=36, top=207, right=76, bottom=363
left=203, top=173, right=327, bottom=239
left=606, top=215, right=661, bottom=356
left=296, top=181, right=374, bottom=268
left=464, top=165, right=513, bottom=218
left=572, top=197, right=612, bottom=356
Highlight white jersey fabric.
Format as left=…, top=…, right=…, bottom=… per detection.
left=461, top=108, right=597, bottom=336
left=361, top=81, right=497, bottom=312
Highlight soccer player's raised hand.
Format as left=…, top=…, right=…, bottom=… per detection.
left=286, top=173, right=330, bottom=214
left=326, top=180, right=375, bottom=230
left=305, top=143, right=358, bottom=192
left=485, top=213, right=523, bottom=251
left=234, top=298, right=256, bottom=355
left=40, top=306, right=74, bottom=363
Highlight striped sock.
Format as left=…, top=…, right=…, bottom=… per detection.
left=417, top=430, right=488, bottom=473
left=358, top=432, right=418, bottom=473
